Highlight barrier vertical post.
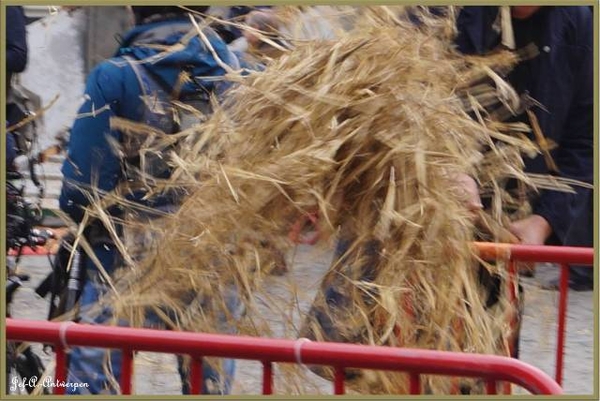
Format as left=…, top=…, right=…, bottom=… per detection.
left=486, top=379, right=497, bottom=394
left=120, top=348, right=134, bottom=394
left=555, top=263, right=570, bottom=386
left=54, top=345, right=67, bottom=395
left=262, top=361, right=273, bottom=394
left=189, top=357, right=203, bottom=394
left=6, top=316, right=565, bottom=395
left=505, top=259, right=516, bottom=395
left=409, top=373, right=420, bottom=394
left=334, top=366, right=345, bottom=395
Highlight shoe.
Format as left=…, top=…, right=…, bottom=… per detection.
left=541, top=278, right=593, bottom=292
left=569, top=280, right=594, bottom=292
left=520, top=269, right=535, bottom=278
left=267, top=248, right=289, bottom=276
left=518, top=263, right=536, bottom=278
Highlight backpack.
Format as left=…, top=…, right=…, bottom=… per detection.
left=121, top=55, right=213, bottom=180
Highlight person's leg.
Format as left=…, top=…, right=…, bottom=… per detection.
left=478, top=265, right=523, bottom=359
left=177, top=356, right=236, bottom=395
left=66, top=244, right=123, bottom=395
left=302, top=235, right=383, bottom=344
left=568, top=265, right=594, bottom=291
left=6, top=131, right=18, bottom=170
left=566, top=189, right=594, bottom=290
left=511, top=284, right=524, bottom=359
left=176, top=286, right=243, bottom=394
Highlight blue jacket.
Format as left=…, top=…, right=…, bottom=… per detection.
left=6, top=6, right=28, bottom=168
left=60, top=18, right=239, bottom=223
left=7, top=6, right=28, bottom=74
left=455, top=6, right=594, bottom=247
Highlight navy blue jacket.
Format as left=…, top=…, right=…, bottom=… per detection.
left=455, top=6, right=594, bottom=247
left=6, top=6, right=28, bottom=167
left=6, top=6, right=28, bottom=75
left=59, top=18, right=239, bottom=223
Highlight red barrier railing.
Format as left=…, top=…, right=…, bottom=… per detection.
left=6, top=243, right=591, bottom=395
left=473, top=242, right=594, bottom=387
left=6, top=318, right=562, bottom=395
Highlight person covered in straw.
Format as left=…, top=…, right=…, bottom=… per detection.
left=58, top=6, right=241, bottom=394
left=454, top=6, right=594, bottom=291
left=294, top=6, right=558, bottom=394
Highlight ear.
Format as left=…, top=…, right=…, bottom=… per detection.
left=125, top=6, right=135, bottom=26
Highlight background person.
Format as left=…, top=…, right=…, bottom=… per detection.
left=455, top=6, right=594, bottom=291
left=6, top=5, right=28, bottom=170
left=59, top=6, right=241, bottom=394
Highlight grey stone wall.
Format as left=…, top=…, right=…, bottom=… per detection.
left=84, top=6, right=133, bottom=74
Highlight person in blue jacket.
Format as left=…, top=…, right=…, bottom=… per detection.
left=6, top=5, right=28, bottom=170
left=212, top=6, right=273, bottom=44
left=59, top=6, right=241, bottom=394
left=6, top=6, right=28, bottom=93
left=455, top=6, right=594, bottom=291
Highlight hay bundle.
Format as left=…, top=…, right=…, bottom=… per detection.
left=77, top=6, right=573, bottom=395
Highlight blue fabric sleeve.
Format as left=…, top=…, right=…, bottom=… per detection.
left=6, top=132, right=18, bottom=168
left=59, top=62, right=125, bottom=223
left=532, top=8, right=594, bottom=244
left=6, top=6, right=28, bottom=73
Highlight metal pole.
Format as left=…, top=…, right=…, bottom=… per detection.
left=555, top=263, right=570, bottom=386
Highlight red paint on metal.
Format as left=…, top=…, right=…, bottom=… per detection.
left=9, top=242, right=589, bottom=396
left=334, top=366, right=345, bottom=395
left=7, top=246, right=55, bottom=256
left=54, top=346, right=67, bottom=395
left=486, top=379, right=497, bottom=394
left=409, top=373, right=420, bottom=394
left=555, top=264, right=570, bottom=386
left=262, top=361, right=273, bottom=394
left=6, top=318, right=563, bottom=395
left=288, top=211, right=320, bottom=245
left=188, top=357, right=203, bottom=394
left=474, top=242, right=594, bottom=265
left=120, top=349, right=133, bottom=395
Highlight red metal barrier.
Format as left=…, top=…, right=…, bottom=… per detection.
left=6, top=318, right=562, bottom=395
left=473, top=242, right=594, bottom=387
left=288, top=211, right=320, bottom=245
left=6, top=243, right=591, bottom=395
left=7, top=246, right=54, bottom=256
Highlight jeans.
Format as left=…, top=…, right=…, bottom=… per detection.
left=308, top=236, right=523, bottom=357
left=66, top=243, right=241, bottom=395
left=302, top=237, right=381, bottom=343
left=6, top=132, right=18, bottom=169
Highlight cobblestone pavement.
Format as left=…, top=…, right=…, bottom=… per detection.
left=7, top=245, right=595, bottom=396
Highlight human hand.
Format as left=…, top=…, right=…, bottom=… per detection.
left=509, top=214, right=552, bottom=246
left=62, top=6, right=80, bottom=15
left=509, top=214, right=552, bottom=275
left=243, top=10, right=280, bottom=47
left=452, top=172, right=483, bottom=221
